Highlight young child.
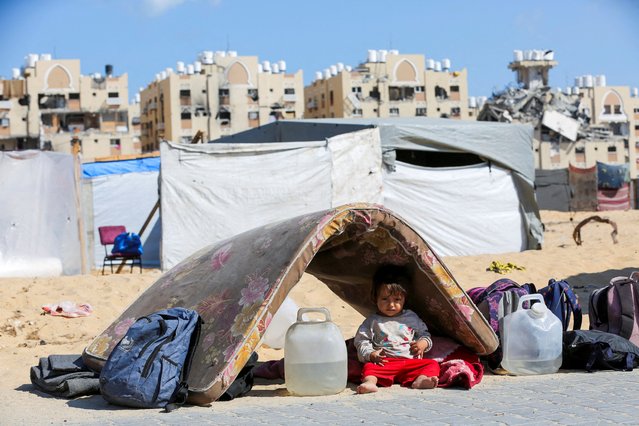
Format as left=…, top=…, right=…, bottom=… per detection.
left=354, top=265, right=440, bottom=394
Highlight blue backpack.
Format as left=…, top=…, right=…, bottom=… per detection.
left=538, top=279, right=582, bottom=331
left=112, top=232, right=143, bottom=256
left=99, top=308, right=201, bottom=411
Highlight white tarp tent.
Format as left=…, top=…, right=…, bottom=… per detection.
left=211, top=117, right=542, bottom=255
left=82, top=157, right=161, bottom=269
left=160, top=128, right=381, bottom=269
left=0, top=151, right=82, bottom=276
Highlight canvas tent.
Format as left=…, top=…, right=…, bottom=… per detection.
left=160, top=117, right=541, bottom=270
left=84, top=204, right=498, bottom=403
left=82, top=157, right=162, bottom=269
left=0, top=150, right=82, bottom=276
left=160, top=127, right=382, bottom=269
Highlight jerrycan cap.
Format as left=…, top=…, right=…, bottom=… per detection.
left=528, top=302, right=546, bottom=318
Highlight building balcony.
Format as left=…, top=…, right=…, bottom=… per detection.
left=283, top=93, right=296, bottom=102
left=106, top=98, right=122, bottom=106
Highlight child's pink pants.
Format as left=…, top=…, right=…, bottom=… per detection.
left=361, top=357, right=440, bottom=387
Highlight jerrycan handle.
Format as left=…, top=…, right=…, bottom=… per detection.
left=297, top=307, right=331, bottom=322
left=517, top=293, right=544, bottom=310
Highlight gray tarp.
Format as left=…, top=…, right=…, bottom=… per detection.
left=535, top=169, right=572, bottom=211
left=218, top=118, right=543, bottom=250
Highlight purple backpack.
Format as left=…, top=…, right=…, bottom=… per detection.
left=589, top=272, right=639, bottom=346
left=468, top=279, right=536, bottom=369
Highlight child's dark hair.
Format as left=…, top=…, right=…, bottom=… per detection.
left=371, top=265, right=411, bottom=302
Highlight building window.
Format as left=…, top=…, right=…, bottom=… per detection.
left=110, top=138, right=121, bottom=148
left=217, top=110, right=231, bottom=125
left=389, top=107, right=400, bottom=116
left=181, top=112, right=191, bottom=120
left=435, top=86, right=448, bottom=100
left=415, top=86, right=424, bottom=93
left=575, top=146, right=585, bottom=163
left=179, top=89, right=191, bottom=97
left=451, top=107, right=461, bottom=116
left=248, top=111, right=259, bottom=120
left=248, top=88, right=258, bottom=101
left=389, top=86, right=415, bottom=101
left=330, top=90, right=334, bottom=106
left=219, top=89, right=229, bottom=96
left=69, top=93, right=80, bottom=100
left=321, top=93, right=325, bottom=108
left=613, top=105, right=622, bottom=114
left=284, top=88, right=295, bottom=95
left=450, top=85, right=460, bottom=93
left=108, top=92, right=119, bottom=98
left=352, top=108, right=363, bottom=116
left=416, top=108, right=426, bottom=116
left=607, top=146, right=617, bottom=153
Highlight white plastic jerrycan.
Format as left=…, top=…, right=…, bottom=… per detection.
left=501, top=294, right=563, bottom=375
left=284, top=307, right=347, bottom=396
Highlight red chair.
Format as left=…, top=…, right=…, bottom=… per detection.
left=98, top=226, right=142, bottom=274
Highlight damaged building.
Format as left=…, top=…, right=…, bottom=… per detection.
left=0, top=54, right=141, bottom=160
left=478, top=49, right=639, bottom=210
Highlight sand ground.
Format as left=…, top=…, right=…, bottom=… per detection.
left=1, top=209, right=637, bottom=422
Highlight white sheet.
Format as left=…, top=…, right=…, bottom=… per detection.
left=383, top=161, right=525, bottom=257
left=0, top=151, right=81, bottom=276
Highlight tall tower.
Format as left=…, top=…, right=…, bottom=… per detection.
left=508, top=50, right=557, bottom=90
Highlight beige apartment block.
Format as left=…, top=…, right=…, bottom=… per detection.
left=0, top=54, right=141, bottom=160
left=534, top=84, right=639, bottom=180
left=304, top=50, right=472, bottom=121
left=139, top=51, right=304, bottom=151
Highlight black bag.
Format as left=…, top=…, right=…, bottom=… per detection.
left=218, top=352, right=258, bottom=401
left=30, top=354, right=100, bottom=398
left=561, top=330, right=639, bottom=372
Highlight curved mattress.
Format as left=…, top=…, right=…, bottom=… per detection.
left=83, top=203, right=498, bottom=404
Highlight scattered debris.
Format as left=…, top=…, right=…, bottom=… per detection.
left=42, top=301, right=93, bottom=318
left=486, top=261, right=526, bottom=274
left=573, top=215, right=618, bottom=245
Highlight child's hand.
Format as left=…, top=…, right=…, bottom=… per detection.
left=410, top=339, right=430, bottom=358
left=369, top=349, right=386, bottom=365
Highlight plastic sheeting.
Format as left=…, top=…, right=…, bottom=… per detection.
left=82, top=157, right=160, bottom=178
left=83, top=168, right=161, bottom=268
left=160, top=128, right=382, bottom=269
left=384, top=161, right=525, bottom=257
left=0, top=151, right=81, bottom=276
left=535, top=169, right=571, bottom=211
left=216, top=118, right=542, bottom=251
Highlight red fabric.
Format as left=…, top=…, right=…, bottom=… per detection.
left=437, top=346, right=484, bottom=389
left=597, top=183, right=630, bottom=211
left=361, top=357, right=440, bottom=387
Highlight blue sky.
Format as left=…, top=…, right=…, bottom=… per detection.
left=1, top=0, right=637, bottom=100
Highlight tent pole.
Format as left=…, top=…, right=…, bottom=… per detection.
left=72, top=139, right=88, bottom=274
left=115, top=199, right=160, bottom=274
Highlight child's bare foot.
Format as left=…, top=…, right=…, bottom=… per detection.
left=357, top=382, right=379, bottom=394
left=411, top=375, right=438, bottom=389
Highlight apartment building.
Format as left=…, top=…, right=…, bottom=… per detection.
left=304, top=50, right=473, bottom=121
left=139, top=51, right=304, bottom=151
left=0, top=54, right=141, bottom=160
